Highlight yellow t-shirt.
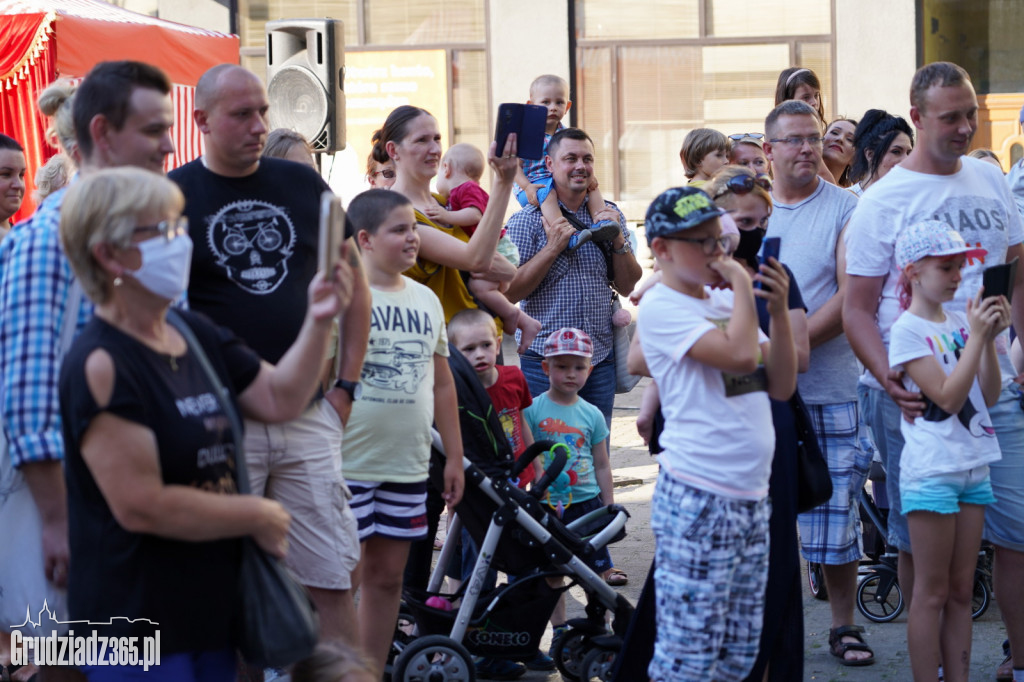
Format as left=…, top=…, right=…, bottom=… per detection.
left=342, top=277, right=449, bottom=482
left=404, top=198, right=503, bottom=334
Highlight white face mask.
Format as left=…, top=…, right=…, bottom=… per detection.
left=124, top=230, right=193, bottom=301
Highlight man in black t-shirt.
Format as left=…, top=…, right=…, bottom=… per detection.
left=169, top=64, right=370, bottom=645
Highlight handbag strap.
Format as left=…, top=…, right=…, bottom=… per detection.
left=166, top=310, right=251, bottom=495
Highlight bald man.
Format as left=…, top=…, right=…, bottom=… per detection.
left=169, top=64, right=370, bottom=644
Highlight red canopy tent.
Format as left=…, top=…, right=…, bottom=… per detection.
left=0, top=0, right=239, bottom=222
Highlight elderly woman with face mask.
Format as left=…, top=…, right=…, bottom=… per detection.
left=57, top=167, right=353, bottom=681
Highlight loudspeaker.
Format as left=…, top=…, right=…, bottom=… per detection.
left=266, top=18, right=345, bottom=153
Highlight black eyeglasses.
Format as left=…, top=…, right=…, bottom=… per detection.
left=729, top=133, right=765, bottom=141
left=711, top=173, right=773, bottom=199
left=373, top=168, right=396, bottom=179
left=659, top=234, right=732, bottom=255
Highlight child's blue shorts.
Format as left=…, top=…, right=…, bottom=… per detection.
left=901, top=464, right=996, bottom=514
left=515, top=176, right=554, bottom=208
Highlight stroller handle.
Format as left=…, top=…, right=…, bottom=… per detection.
left=528, top=442, right=571, bottom=500
left=510, top=439, right=559, bottom=479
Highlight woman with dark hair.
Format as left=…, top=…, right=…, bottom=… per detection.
left=374, top=104, right=519, bottom=323
left=365, top=129, right=396, bottom=189
left=823, top=118, right=858, bottom=188
left=849, top=109, right=915, bottom=196
left=775, top=67, right=825, bottom=121
left=0, top=134, right=26, bottom=239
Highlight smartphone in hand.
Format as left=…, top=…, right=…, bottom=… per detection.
left=318, top=192, right=344, bottom=281
left=494, top=103, right=547, bottom=160
left=757, top=237, right=782, bottom=291
left=983, top=257, right=1018, bottom=302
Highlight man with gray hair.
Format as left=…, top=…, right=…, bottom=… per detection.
left=764, top=99, right=874, bottom=665
left=845, top=61, right=1024, bottom=681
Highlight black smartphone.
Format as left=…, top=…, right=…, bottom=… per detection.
left=494, top=103, right=548, bottom=160
left=758, top=237, right=782, bottom=290
left=983, top=257, right=1018, bottom=302
left=318, top=192, right=344, bottom=281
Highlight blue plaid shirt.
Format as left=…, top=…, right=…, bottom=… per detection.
left=514, top=123, right=564, bottom=196
left=505, top=198, right=627, bottom=363
left=0, top=188, right=94, bottom=468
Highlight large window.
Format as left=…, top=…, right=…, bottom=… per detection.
left=576, top=0, right=835, bottom=206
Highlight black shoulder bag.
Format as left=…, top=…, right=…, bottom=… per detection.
left=790, top=391, right=834, bottom=514
left=167, top=310, right=318, bottom=668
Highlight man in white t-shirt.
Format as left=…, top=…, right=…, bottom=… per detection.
left=844, top=61, right=1024, bottom=681
left=764, top=99, right=874, bottom=666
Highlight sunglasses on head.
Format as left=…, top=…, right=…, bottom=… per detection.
left=711, top=173, right=772, bottom=199
left=728, top=133, right=765, bottom=141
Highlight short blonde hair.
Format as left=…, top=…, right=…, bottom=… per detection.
left=37, top=80, right=77, bottom=155
left=33, top=153, right=74, bottom=203
left=442, top=143, right=485, bottom=181
left=530, top=74, right=568, bottom=99
left=449, top=307, right=497, bottom=344
left=680, top=128, right=730, bottom=179
left=60, top=168, right=184, bottom=304
left=263, top=128, right=313, bottom=161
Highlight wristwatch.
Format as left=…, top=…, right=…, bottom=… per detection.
left=612, top=241, right=632, bottom=255
left=334, top=378, right=363, bottom=401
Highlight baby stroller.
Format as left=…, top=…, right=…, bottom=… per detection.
left=854, top=485, right=994, bottom=623
left=388, top=346, right=634, bottom=682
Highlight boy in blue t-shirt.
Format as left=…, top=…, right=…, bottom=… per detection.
left=524, top=327, right=614, bottom=646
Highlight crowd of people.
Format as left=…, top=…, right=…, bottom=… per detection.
left=1, top=54, right=1024, bottom=682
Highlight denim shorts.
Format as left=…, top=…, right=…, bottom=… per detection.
left=514, top=176, right=554, bottom=208
left=984, top=383, right=1024, bottom=551
left=901, top=465, right=996, bottom=515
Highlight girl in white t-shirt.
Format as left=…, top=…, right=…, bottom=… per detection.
left=888, top=219, right=1009, bottom=682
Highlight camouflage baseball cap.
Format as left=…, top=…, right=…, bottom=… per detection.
left=645, top=186, right=726, bottom=245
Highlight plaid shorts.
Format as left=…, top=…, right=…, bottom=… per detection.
left=797, top=400, right=872, bottom=565
left=649, top=471, right=770, bottom=682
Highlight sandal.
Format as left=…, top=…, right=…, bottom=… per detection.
left=828, top=625, right=875, bottom=667
left=997, top=639, right=1012, bottom=682
left=604, top=567, right=628, bottom=587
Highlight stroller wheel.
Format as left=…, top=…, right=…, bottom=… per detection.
left=552, top=629, right=590, bottom=682
left=972, top=575, right=991, bottom=620
left=807, top=561, right=828, bottom=601
left=386, top=603, right=418, bottom=680
left=392, top=634, right=475, bottom=682
left=579, top=646, right=616, bottom=682
left=856, top=573, right=904, bottom=623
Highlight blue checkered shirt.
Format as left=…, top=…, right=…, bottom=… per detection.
left=0, top=188, right=94, bottom=468
left=505, top=199, right=627, bottom=363
left=514, top=123, right=564, bottom=196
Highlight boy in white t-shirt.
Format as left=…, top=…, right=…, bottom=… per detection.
left=636, top=186, right=797, bottom=681
left=341, top=189, right=465, bottom=675
left=888, top=219, right=1008, bottom=682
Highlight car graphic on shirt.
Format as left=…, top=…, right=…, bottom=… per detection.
left=362, top=339, right=431, bottom=394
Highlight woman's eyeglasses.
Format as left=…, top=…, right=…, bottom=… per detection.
left=728, top=133, right=765, bottom=141
left=132, top=216, right=189, bottom=242
left=711, top=173, right=773, bottom=199
left=373, top=169, right=396, bottom=179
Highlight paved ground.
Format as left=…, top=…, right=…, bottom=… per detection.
left=506, top=373, right=1011, bottom=682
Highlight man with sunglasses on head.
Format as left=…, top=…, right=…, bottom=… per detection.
left=169, top=63, right=370, bottom=647
left=0, top=60, right=175, bottom=680
left=763, top=99, right=875, bottom=667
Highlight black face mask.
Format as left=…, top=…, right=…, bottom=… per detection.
left=734, top=226, right=766, bottom=269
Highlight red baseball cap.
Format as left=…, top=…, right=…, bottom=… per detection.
left=542, top=327, right=593, bottom=358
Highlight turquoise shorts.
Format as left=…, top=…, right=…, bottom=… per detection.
left=901, top=465, right=996, bottom=515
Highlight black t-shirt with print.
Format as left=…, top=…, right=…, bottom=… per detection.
left=59, top=310, right=262, bottom=654
left=170, top=157, right=344, bottom=364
